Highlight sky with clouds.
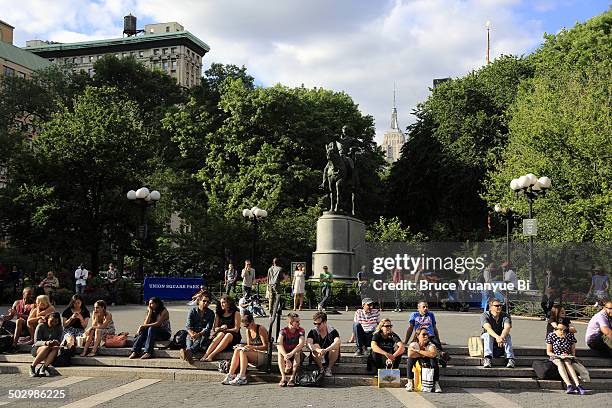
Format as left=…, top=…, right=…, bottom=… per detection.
left=1, top=0, right=610, bottom=142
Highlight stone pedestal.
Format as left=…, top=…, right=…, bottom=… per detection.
left=312, top=212, right=366, bottom=280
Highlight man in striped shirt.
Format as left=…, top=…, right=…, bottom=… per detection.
left=352, top=298, right=380, bottom=356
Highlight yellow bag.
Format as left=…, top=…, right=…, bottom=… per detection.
left=468, top=336, right=484, bottom=357
left=412, top=361, right=422, bottom=391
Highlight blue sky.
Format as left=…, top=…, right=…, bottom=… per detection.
left=1, top=0, right=609, bottom=142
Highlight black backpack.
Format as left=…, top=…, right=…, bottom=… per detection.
left=53, top=346, right=75, bottom=367
left=532, top=360, right=562, bottom=380
left=164, top=330, right=188, bottom=350
left=295, top=364, right=324, bottom=387
left=0, top=334, right=12, bottom=353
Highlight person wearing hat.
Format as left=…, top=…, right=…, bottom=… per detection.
left=352, top=297, right=380, bottom=356
left=30, top=311, right=63, bottom=377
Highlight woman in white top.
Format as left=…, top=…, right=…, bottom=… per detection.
left=292, top=264, right=306, bottom=311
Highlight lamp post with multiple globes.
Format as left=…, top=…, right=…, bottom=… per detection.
left=126, top=187, right=161, bottom=281
left=242, top=207, right=268, bottom=275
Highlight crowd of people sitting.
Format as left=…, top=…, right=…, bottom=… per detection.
left=0, top=280, right=609, bottom=394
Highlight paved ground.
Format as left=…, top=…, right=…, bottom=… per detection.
left=0, top=374, right=609, bottom=408
left=86, top=303, right=590, bottom=349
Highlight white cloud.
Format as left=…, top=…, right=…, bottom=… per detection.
left=2, top=0, right=547, bottom=142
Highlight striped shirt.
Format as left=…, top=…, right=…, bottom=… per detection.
left=353, top=308, right=380, bottom=332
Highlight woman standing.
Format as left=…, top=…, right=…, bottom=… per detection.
left=370, top=318, right=405, bottom=370
left=29, top=312, right=63, bottom=377
left=61, top=294, right=90, bottom=350
left=546, top=322, right=587, bottom=394
left=27, top=295, right=55, bottom=340
left=222, top=312, right=269, bottom=385
left=406, top=327, right=442, bottom=393
left=81, top=300, right=115, bottom=357
left=129, top=297, right=172, bottom=359
left=292, top=264, right=306, bottom=311
left=202, top=295, right=242, bottom=362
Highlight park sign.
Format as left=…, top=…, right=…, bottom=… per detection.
left=143, top=277, right=204, bottom=301
left=523, top=218, right=538, bottom=236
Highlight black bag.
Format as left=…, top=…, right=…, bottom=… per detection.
left=295, top=364, right=324, bottom=387
left=532, top=360, right=562, bottom=381
left=164, top=330, right=188, bottom=350
left=0, top=333, right=13, bottom=353
left=53, top=346, right=75, bottom=367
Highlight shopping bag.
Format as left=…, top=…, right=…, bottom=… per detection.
left=377, top=364, right=401, bottom=388
left=572, top=361, right=591, bottom=383
left=412, top=361, right=422, bottom=391
left=421, top=367, right=435, bottom=392
left=468, top=336, right=484, bottom=357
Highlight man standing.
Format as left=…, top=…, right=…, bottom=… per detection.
left=180, top=292, right=215, bottom=364
left=1, top=287, right=35, bottom=345
left=224, top=262, right=237, bottom=296
left=585, top=301, right=611, bottom=357
left=106, top=263, right=120, bottom=306
left=587, top=267, right=609, bottom=306
left=481, top=298, right=515, bottom=368
left=541, top=268, right=560, bottom=319
left=241, top=260, right=255, bottom=298
left=318, top=266, right=333, bottom=311
left=352, top=298, right=380, bottom=356
left=267, top=258, right=283, bottom=313
left=307, top=311, right=341, bottom=377
left=357, top=265, right=369, bottom=300
left=74, top=264, right=88, bottom=295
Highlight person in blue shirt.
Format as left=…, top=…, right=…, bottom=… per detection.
left=179, top=292, right=215, bottom=364
left=404, top=301, right=449, bottom=364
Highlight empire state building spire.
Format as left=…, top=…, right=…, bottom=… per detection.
left=391, top=82, right=399, bottom=129
left=381, top=84, right=406, bottom=163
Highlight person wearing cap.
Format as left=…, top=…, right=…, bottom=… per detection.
left=318, top=266, right=333, bottom=311
left=352, top=297, right=380, bottom=356
left=30, top=312, right=63, bottom=377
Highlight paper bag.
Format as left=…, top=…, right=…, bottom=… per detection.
left=377, top=368, right=401, bottom=388
left=468, top=336, right=484, bottom=357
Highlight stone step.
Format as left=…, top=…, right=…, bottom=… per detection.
left=2, top=363, right=611, bottom=391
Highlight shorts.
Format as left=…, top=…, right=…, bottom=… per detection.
left=63, top=326, right=85, bottom=340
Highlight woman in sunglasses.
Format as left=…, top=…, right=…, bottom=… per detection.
left=406, top=327, right=442, bottom=393
left=370, top=318, right=404, bottom=370
left=546, top=322, right=587, bottom=394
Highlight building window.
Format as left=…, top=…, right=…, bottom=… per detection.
left=171, top=59, right=177, bottom=70
left=162, top=61, right=168, bottom=71
left=162, top=48, right=168, bottom=55
left=3, top=66, right=14, bottom=76
left=80, top=56, right=84, bottom=63
left=64, top=58, right=69, bottom=63
left=171, top=47, right=176, bottom=54
left=154, top=49, right=159, bottom=55
left=16, top=71, right=25, bottom=78
left=165, top=26, right=170, bottom=32
left=139, top=50, right=144, bottom=58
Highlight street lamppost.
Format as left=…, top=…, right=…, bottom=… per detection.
left=127, top=187, right=161, bottom=282
left=242, top=207, right=268, bottom=274
left=494, top=204, right=515, bottom=264
left=509, top=173, right=552, bottom=290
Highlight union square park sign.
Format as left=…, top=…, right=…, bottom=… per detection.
left=361, top=242, right=611, bottom=305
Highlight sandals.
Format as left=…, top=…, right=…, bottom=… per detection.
left=278, top=380, right=287, bottom=387
left=287, top=379, right=295, bottom=387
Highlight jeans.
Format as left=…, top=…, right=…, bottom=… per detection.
left=319, top=286, right=331, bottom=308
left=481, top=332, right=514, bottom=359
left=132, top=327, right=171, bottom=354
left=186, top=335, right=210, bottom=353
left=353, top=322, right=374, bottom=351
left=75, top=283, right=85, bottom=296
left=407, top=356, right=439, bottom=380
left=225, top=280, right=237, bottom=296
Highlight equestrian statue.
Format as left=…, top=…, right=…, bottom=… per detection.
left=321, top=125, right=359, bottom=215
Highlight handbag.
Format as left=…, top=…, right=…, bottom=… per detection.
left=532, top=360, right=562, bottom=380
left=53, top=346, right=75, bottom=367
left=295, top=364, right=324, bottom=387
left=468, top=336, right=484, bottom=357
left=104, top=332, right=128, bottom=348
left=377, top=363, right=401, bottom=388
left=572, top=361, right=590, bottom=383
left=421, top=366, right=435, bottom=392
left=412, top=361, right=422, bottom=392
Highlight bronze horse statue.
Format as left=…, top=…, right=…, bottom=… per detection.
left=321, top=141, right=357, bottom=215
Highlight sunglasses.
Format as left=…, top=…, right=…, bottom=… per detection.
left=492, top=305, right=502, bottom=308
left=313, top=321, right=323, bottom=326
left=201, top=299, right=210, bottom=303
left=419, top=333, right=429, bottom=337
left=383, top=325, right=393, bottom=328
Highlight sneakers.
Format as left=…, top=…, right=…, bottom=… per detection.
left=566, top=384, right=576, bottom=394
left=576, top=385, right=587, bottom=395
left=29, top=365, right=37, bottom=378
left=353, top=348, right=364, bottom=356
left=324, top=367, right=333, bottom=377
left=229, top=376, right=247, bottom=385
left=405, top=379, right=414, bottom=392
left=434, top=381, right=442, bottom=393
left=36, top=365, right=48, bottom=377
left=506, top=358, right=515, bottom=368
left=221, top=374, right=236, bottom=385
left=483, top=357, right=492, bottom=368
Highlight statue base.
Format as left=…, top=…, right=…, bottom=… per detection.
left=312, top=212, right=366, bottom=280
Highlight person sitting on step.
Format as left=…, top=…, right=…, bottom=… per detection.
left=276, top=312, right=306, bottom=387
left=352, top=297, right=380, bottom=356
left=1, top=287, right=35, bottom=346
left=404, top=301, right=449, bottom=365
left=201, top=295, right=241, bottom=362
left=29, top=312, right=62, bottom=377
left=222, top=312, right=269, bottom=385
left=81, top=300, right=114, bottom=357
left=546, top=304, right=577, bottom=336
left=306, top=311, right=341, bottom=377
left=370, top=318, right=404, bottom=370
left=180, top=292, right=215, bottom=364
left=406, top=327, right=442, bottom=393
left=546, top=321, right=587, bottom=394
left=481, top=298, right=515, bottom=369
left=129, top=297, right=171, bottom=360
left=61, top=294, right=90, bottom=351
left=27, top=295, right=55, bottom=344
left=585, top=300, right=611, bottom=357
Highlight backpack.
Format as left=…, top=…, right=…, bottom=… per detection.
left=295, top=364, right=324, bottom=387
left=164, top=330, right=188, bottom=350
left=53, top=346, right=74, bottom=367
left=532, top=360, right=562, bottom=381
left=0, top=333, right=12, bottom=353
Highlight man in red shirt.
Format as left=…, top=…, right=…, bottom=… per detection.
left=1, top=287, right=35, bottom=345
